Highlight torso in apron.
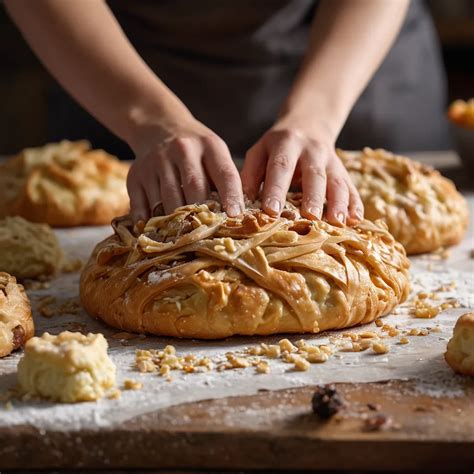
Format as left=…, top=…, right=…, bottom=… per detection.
left=49, top=0, right=449, bottom=157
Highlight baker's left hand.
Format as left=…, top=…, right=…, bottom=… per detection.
left=241, top=122, right=364, bottom=226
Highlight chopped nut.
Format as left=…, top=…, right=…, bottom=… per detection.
left=388, top=328, right=400, bottom=337
left=264, top=344, right=281, bottom=358
left=398, top=336, right=409, bottom=345
left=159, top=365, right=171, bottom=377
left=256, top=361, right=270, bottom=374
left=372, top=342, right=389, bottom=354
left=137, top=359, right=157, bottom=373
left=307, top=352, right=328, bottom=363
left=359, top=331, right=378, bottom=339
left=213, top=244, right=226, bottom=252
left=123, top=379, right=143, bottom=390
left=375, top=319, right=384, bottom=327
left=319, top=345, right=333, bottom=356
left=223, top=237, right=236, bottom=253
left=363, top=413, right=393, bottom=432
left=291, top=354, right=310, bottom=371
left=164, top=345, right=176, bottom=355
left=107, top=389, right=122, bottom=400
left=226, top=353, right=250, bottom=369
left=247, top=346, right=264, bottom=356
left=408, top=328, right=420, bottom=336
left=279, top=338, right=296, bottom=353
left=415, top=306, right=439, bottom=319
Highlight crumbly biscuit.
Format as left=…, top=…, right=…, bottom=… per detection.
left=17, top=331, right=116, bottom=402
left=0, top=216, right=62, bottom=279
left=445, top=312, right=474, bottom=376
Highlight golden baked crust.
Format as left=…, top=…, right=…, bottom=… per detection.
left=0, top=272, right=34, bottom=357
left=17, top=331, right=116, bottom=402
left=0, top=216, right=63, bottom=279
left=445, top=312, right=474, bottom=376
left=80, top=194, right=410, bottom=339
left=338, top=148, right=469, bottom=255
left=0, top=140, right=130, bottom=227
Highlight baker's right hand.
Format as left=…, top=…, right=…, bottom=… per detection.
left=126, top=116, right=245, bottom=222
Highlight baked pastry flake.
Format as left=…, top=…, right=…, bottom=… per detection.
left=0, top=216, right=63, bottom=279
left=445, top=312, right=474, bottom=376
left=0, top=272, right=34, bottom=357
left=80, top=195, right=410, bottom=339
left=17, top=331, right=116, bottom=402
left=0, top=140, right=130, bottom=227
left=338, top=148, right=469, bottom=255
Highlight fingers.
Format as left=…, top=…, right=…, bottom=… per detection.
left=261, top=132, right=301, bottom=216
left=300, top=153, right=326, bottom=220
left=158, top=158, right=185, bottom=214
left=127, top=166, right=149, bottom=222
left=325, top=164, right=350, bottom=226
left=241, top=140, right=266, bottom=200
left=346, top=182, right=364, bottom=226
left=203, top=136, right=244, bottom=217
left=174, top=139, right=210, bottom=204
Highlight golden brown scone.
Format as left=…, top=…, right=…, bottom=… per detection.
left=0, top=140, right=130, bottom=227
left=445, top=312, right=474, bottom=376
left=337, top=148, right=469, bottom=255
left=0, top=272, right=34, bottom=357
left=80, top=194, right=410, bottom=339
left=0, top=216, right=63, bottom=279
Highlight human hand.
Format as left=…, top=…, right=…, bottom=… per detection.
left=241, top=121, right=364, bottom=226
left=127, top=116, right=244, bottom=222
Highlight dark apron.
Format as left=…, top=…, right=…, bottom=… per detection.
left=48, top=0, right=450, bottom=158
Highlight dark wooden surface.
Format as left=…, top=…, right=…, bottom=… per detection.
left=1, top=380, right=474, bottom=472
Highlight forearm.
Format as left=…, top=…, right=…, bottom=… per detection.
left=280, top=0, right=410, bottom=140
left=5, top=0, right=190, bottom=149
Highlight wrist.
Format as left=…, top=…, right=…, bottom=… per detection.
left=123, top=94, right=194, bottom=154
left=274, top=108, right=338, bottom=145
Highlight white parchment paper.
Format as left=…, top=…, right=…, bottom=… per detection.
left=0, top=195, right=472, bottom=431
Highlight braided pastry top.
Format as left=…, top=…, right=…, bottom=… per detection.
left=338, top=148, right=468, bottom=255
left=80, top=194, right=410, bottom=339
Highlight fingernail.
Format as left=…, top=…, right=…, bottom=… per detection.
left=308, top=206, right=322, bottom=219
left=226, top=205, right=241, bottom=217
left=265, top=198, right=281, bottom=216
left=336, top=212, right=346, bottom=225
left=355, top=209, right=364, bottom=221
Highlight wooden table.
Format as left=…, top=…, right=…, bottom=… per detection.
left=1, top=151, right=473, bottom=473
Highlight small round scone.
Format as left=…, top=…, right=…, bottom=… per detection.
left=0, top=216, right=63, bottom=279
left=17, top=331, right=116, bottom=403
left=337, top=148, right=469, bottom=255
left=445, top=313, right=474, bottom=376
left=80, top=194, right=410, bottom=339
left=0, top=140, right=130, bottom=227
left=0, top=272, right=34, bottom=358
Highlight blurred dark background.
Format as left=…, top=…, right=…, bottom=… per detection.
left=1, top=0, right=474, bottom=156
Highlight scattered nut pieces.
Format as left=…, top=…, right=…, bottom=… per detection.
left=398, top=336, right=409, bottom=345
left=256, top=361, right=270, bottom=374
left=371, top=342, right=389, bottom=355
left=123, top=379, right=143, bottom=390
left=363, top=413, right=393, bottom=432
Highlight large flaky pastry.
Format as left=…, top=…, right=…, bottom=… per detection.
left=338, top=148, right=468, bottom=255
left=17, top=331, right=116, bottom=403
left=0, top=216, right=63, bottom=279
left=0, top=140, right=129, bottom=227
left=80, top=195, right=410, bottom=339
left=0, top=272, right=34, bottom=357
left=445, top=312, right=474, bottom=376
